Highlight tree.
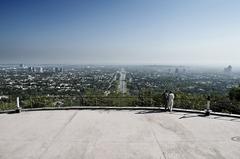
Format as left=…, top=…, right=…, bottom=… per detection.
left=229, top=86, right=240, bottom=101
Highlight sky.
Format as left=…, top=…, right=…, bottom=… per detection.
left=0, top=0, right=240, bottom=66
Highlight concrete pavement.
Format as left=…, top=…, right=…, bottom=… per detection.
left=0, top=110, right=240, bottom=159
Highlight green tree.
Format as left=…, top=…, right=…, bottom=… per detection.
left=229, top=86, right=240, bottom=101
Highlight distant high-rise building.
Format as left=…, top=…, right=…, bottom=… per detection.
left=168, top=69, right=171, bottom=73
left=183, top=68, right=186, bottom=73
left=59, top=67, right=64, bottom=73
left=19, top=64, right=27, bottom=69
left=36, top=67, right=43, bottom=73
left=28, top=67, right=34, bottom=72
left=53, top=67, right=58, bottom=72
left=28, top=67, right=44, bottom=73
left=53, top=67, right=63, bottom=73
left=175, top=68, right=179, bottom=74
left=224, top=65, right=232, bottom=73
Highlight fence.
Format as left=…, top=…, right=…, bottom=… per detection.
left=0, top=95, right=206, bottom=109
left=1, top=95, right=240, bottom=114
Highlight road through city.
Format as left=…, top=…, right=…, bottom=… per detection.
left=118, top=68, right=127, bottom=94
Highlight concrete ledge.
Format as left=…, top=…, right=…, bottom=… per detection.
left=18, top=106, right=240, bottom=118
left=0, top=109, right=18, bottom=114
left=21, top=106, right=164, bottom=112
left=1, top=106, right=240, bottom=118
left=210, top=111, right=240, bottom=118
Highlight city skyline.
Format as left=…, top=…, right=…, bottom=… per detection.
left=1, top=0, right=240, bottom=66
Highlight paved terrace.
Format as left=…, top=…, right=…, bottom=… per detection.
left=0, top=110, right=240, bottom=159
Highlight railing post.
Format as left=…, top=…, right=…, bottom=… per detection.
left=205, top=95, right=211, bottom=116
left=16, top=97, right=21, bottom=113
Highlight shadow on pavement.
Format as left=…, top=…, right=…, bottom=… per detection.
left=135, top=109, right=166, bottom=114
left=7, top=110, right=21, bottom=114
left=179, top=114, right=240, bottom=122
left=179, top=114, right=207, bottom=119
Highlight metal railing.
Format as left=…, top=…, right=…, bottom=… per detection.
left=0, top=95, right=206, bottom=108
left=1, top=95, right=240, bottom=114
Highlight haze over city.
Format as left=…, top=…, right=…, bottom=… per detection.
left=0, top=0, right=240, bottom=66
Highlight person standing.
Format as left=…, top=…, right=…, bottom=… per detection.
left=168, top=91, right=175, bottom=112
left=162, top=90, right=169, bottom=110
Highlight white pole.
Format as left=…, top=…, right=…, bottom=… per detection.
left=17, top=97, right=20, bottom=109
left=205, top=95, right=211, bottom=116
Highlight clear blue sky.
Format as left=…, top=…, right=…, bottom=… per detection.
left=0, top=0, right=240, bottom=66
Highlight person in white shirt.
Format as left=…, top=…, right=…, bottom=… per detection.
left=168, top=91, right=175, bottom=112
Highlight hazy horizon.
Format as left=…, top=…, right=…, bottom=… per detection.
left=1, top=0, right=240, bottom=66
left=1, top=63, right=239, bottom=70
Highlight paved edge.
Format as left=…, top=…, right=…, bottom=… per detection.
left=0, top=109, right=16, bottom=114
left=1, top=106, right=240, bottom=118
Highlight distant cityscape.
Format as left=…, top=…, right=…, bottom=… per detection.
left=0, top=64, right=239, bottom=97
left=1, top=64, right=240, bottom=114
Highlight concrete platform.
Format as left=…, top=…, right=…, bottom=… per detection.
left=0, top=110, right=240, bottom=159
